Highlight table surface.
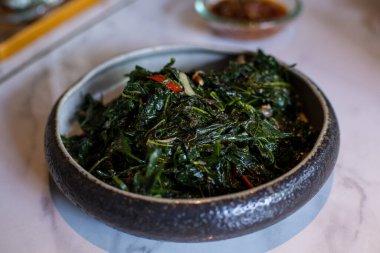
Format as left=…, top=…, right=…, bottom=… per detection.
left=1, top=0, right=380, bottom=252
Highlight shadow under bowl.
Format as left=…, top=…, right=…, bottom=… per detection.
left=44, top=45, right=339, bottom=242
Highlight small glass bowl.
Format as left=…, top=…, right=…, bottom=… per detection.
left=1, top=0, right=63, bottom=10
left=194, top=0, right=302, bottom=40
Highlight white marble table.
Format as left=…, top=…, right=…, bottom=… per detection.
left=1, top=0, right=380, bottom=252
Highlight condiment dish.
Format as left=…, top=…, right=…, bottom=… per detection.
left=194, top=0, right=302, bottom=39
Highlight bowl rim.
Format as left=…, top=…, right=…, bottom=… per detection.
left=53, top=44, right=329, bottom=205
left=194, top=0, right=303, bottom=28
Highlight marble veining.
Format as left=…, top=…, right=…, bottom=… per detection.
left=124, top=241, right=162, bottom=253
left=342, top=177, right=367, bottom=239
left=1, top=0, right=380, bottom=252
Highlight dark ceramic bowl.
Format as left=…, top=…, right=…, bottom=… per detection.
left=44, top=45, right=339, bottom=242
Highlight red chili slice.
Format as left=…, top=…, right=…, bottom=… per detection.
left=147, top=75, right=184, bottom=93
left=241, top=175, right=254, bottom=189
left=164, top=81, right=184, bottom=92
left=147, top=75, right=166, bottom=83
left=231, top=165, right=254, bottom=189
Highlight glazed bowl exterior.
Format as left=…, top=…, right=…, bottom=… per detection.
left=44, top=45, right=339, bottom=242
left=194, top=0, right=302, bottom=39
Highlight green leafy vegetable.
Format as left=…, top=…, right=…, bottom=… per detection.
left=62, top=50, right=316, bottom=198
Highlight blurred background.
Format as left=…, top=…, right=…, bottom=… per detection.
left=0, top=1, right=380, bottom=252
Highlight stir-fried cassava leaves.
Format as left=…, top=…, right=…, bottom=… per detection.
left=62, top=51, right=316, bottom=198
